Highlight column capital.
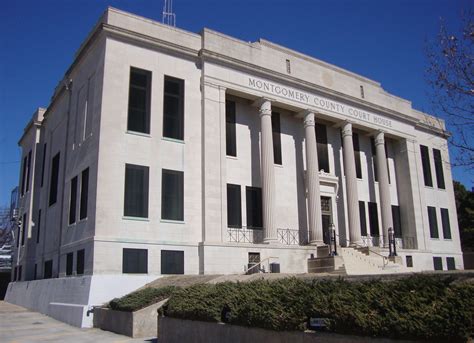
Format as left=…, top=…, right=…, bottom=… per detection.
left=253, top=98, right=272, bottom=117
left=375, top=130, right=385, bottom=146
left=341, top=121, right=353, bottom=138
left=302, top=110, right=315, bottom=128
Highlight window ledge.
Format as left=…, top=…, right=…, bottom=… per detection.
left=430, top=238, right=440, bottom=240
left=126, top=130, right=151, bottom=138
left=162, top=136, right=185, bottom=144
left=68, top=223, right=76, bottom=228
left=274, top=164, right=283, bottom=168
left=226, top=155, right=238, bottom=160
left=160, top=219, right=185, bottom=224
left=123, top=216, right=150, bottom=222
left=78, top=217, right=88, bottom=223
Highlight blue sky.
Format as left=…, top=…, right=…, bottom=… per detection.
left=0, top=0, right=472, bottom=206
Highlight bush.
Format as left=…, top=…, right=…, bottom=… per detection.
left=162, top=275, right=474, bottom=341
left=109, top=286, right=178, bottom=312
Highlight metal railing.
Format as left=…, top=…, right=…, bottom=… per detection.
left=336, top=233, right=389, bottom=268
left=277, top=228, right=305, bottom=245
left=228, top=227, right=263, bottom=243
left=244, top=256, right=279, bottom=275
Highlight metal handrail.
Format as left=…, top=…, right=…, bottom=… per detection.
left=335, top=233, right=389, bottom=268
left=244, top=256, right=279, bottom=275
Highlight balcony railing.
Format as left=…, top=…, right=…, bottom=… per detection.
left=227, top=227, right=307, bottom=245
left=277, top=228, right=306, bottom=245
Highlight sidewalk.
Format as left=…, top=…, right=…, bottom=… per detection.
left=0, top=301, right=157, bottom=343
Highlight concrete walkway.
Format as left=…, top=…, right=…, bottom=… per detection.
left=0, top=301, right=157, bottom=343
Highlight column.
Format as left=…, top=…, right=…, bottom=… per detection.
left=303, top=111, right=323, bottom=245
left=258, top=99, right=277, bottom=243
left=341, top=121, right=362, bottom=245
left=375, top=131, right=393, bottom=247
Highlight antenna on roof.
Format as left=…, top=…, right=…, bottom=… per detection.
left=162, top=0, right=176, bottom=27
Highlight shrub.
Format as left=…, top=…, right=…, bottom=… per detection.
left=162, top=275, right=474, bottom=341
left=109, top=286, right=178, bottom=312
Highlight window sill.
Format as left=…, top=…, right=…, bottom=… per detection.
left=430, top=237, right=440, bottom=240
left=123, top=216, right=150, bottom=222
left=68, top=223, right=76, bottom=228
left=162, top=136, right=184, bottom=144
left=160, top=219, right=185, bottom=224
left=126, top=130, right=151, bottom=138
left=274, top=164, right=283, bottom=168
left=443, top=238, right=453, bottom=241
left=78, top=217, right=88, bottom=223
left=226, top=155, right=238, bottom=160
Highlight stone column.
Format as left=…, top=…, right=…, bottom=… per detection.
left=341, top=121, right=362, bottom=245
left=258, top=99, right=277, bottom=243
left=303, top=111, right=323, bottom=245
left=375, top=131, right=393, bottom=247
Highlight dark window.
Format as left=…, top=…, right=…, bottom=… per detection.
left=20, top=155, right=27, bottom=196
left=127, top=67, right=151, bottom=134
left=433, top=257, right=443, bottom=270
left=433, top=149, right=445, bottom=189
left=368, top=202, right=379, bottom=236
left=272, top=112, right=282, bottom=165
left=80, top=168, right=89, bottom=220
left=161, top=250, right=184, bottom=274
left=353, top=133, right=362, bottom=179
left=41, top=143, right=47, bottom=187
left=428, top=206, right=439, bottom=238
left=227, top=184, right=242, bottom=228
left=226, top=100, right=237, bottom=157
left=34, top=264, right=37, bottom=280
left=123, top=248, right=148, bottom=274
left=77, top=249, right=85, bottom=275
left=420, top=145, right=433, bottom=187
left=13, top=267, right=17, bottom=281
left=124, top=164, right=149, bottom=218
left=36, top=210, right=41, bottom=244
left=44, top=260, right=53, bottom=279
left=392, top=205, right=402, bottom=238
left=21, top=213, right=26, bottom=246
left=69, top=176, right=78, bottom=225
left=18, top=265, right=22, bottom=281
left=49, top=152, right=60, bottom=206
left=26, top=150, right=32, bottom=192
left=161, top=169, right=184, bottom=221
left=359, top=201, right=367, bottom=236
left=16, top=225, right=20, bottom=248
left=163, top=76, right=184, bottom=140
left=446, top=257, right=455, bottom=270
left=441, top=208, right=451, bottom=239
left=315, top=123, right=329, bottom=173
left=371, top=138, right=378, bottom=181
left=246, top=187, right=263, bottom=229
left=66, top=252, right=73, bottom=276
left=406, top=256, right=413, bottom=268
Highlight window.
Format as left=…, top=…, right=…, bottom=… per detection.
left=69, top=176, right=78, bottom=225
left=26, top=150, right=32, bottom=192
left=20, top=155, right=27, bottom=196
left=123, top=248, right=148, bottom=274
left=127, top=67, right=151, bottom=134
left=286, top=59, right=291, bottom=74
left=77, top=249, right=85, bottom=275
left=41, top=143, right=47, bottom=187
left=353, top=133, right=362, bottom=179
left=66, top=252, right=73, bottom=276
left=124, top=164, right=149, bottom=218
left=246, top=187, right=263, bottom=229
left=44, top=260, right=53, bottom=279
left=370, top=138, right=378, bottom=181
left=428, top=206, right=439, bottom=238
left=368, top=202, right=379, bottom=236
left=446, top=257, right=455, bottom=270
left=420, top=145, right=433, bottom=187
left=433, top=149, right=445, bottom=189
left=227, top=184, right=242, bottom=228
left=272, top=112, right=282, bottom=165
left=13, top=267, right=17, bottom=281
left=18, top=266, right=22, bottom=281
left=49, top=152, right=60, bottom=206
left=433, top=257, right=443, bottom=270
left=21, top=213, right=26, bottom=246
left=80, top=168, right=89, bottom=220
left=161, top=250, right=184, bottom=274
left=161, top=169, right=184, bottom=221
left=359, top=201, right=367, bottom=236
left=163, top=76, right=184, bottom=140
left=315, top=123, right=329, bottom=173
left=406, top=256, right=413, bottom=268
left=34, top=264, right=37, bottom=280
left=226, top=100, right=237, bottom=157
left=392, top=205, right=402, bottom=238
left=441, top=208, right=451, bottom=239
left=36, top=210, right=41, bottom=244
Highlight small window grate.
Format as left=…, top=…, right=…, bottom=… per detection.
left=360, top=85, right=365, bottom=99
left=286, top=59, right=291, bottom=74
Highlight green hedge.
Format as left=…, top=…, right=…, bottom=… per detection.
left=109, top=286, right=178, bottom=312
left=162, top=276, right=474, bottom=341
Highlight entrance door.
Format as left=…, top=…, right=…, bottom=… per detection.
left=321, top=196, right=332, bottom=245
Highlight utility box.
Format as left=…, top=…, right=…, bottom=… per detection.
left=270, top=263, right=280, bottom=273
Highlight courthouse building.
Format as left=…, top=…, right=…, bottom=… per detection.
left=7, top=7, right=463, bottom=327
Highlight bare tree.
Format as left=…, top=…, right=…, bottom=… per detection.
left=426, top=10, right=474, bottom=169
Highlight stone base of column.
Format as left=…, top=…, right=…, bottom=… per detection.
left=309, top=240, right=324, bottom=246
left=263, top=238, right=279, bottom=245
